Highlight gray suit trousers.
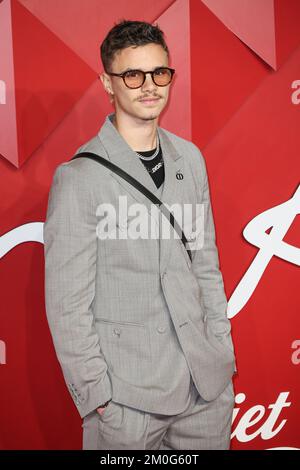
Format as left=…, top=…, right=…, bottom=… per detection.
left=82, top=378, right=235, bottom=450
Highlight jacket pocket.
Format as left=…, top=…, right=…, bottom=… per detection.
left=96, top=319, right=152, bottom=383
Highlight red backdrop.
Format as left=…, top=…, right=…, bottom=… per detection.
left=0, top=0, right=299, bottom=450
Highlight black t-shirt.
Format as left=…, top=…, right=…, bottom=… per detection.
left=137, top=142, right=164, bottom=189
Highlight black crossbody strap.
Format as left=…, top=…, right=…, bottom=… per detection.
left=71, top=151, right=192, bottom=262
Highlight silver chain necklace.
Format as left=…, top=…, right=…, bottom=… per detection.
left=135, top=134, right=160, bottom=160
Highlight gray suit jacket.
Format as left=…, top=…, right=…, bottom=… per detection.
left=43, top=112, right=237, bottom=419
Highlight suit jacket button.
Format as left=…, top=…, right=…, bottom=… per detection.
left=157, top=326, right=166, bottom=334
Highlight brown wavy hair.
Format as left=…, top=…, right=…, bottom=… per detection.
left=100, top=19, right=169, bottom=73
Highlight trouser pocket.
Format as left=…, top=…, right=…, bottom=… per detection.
left=97, top=401, right=150, bottom=450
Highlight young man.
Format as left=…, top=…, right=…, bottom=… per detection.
left=44, top=20, right=237, bottom=450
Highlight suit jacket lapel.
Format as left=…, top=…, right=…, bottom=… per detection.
left=97, top=112, right=185, bottom=274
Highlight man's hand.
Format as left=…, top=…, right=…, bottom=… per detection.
left=96, top=406, right=107, bottom=416
left=96, top=399, right=112, bottom=415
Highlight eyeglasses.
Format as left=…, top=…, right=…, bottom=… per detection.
left=106, top=67, right=175, bottom=89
